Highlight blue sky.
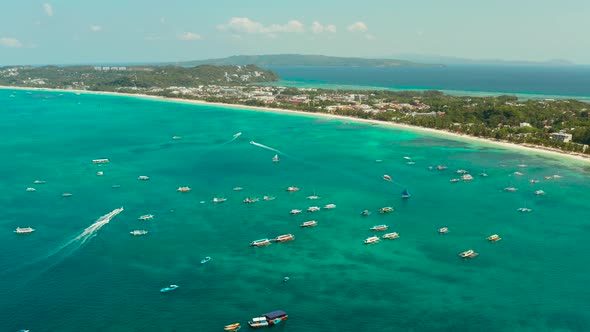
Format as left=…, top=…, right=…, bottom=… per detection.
left=1, top=0, right=589, bottom=65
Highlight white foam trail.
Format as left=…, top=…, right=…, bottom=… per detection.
left=214, top=132, right=243, bottom=148
left=249, top=141, right=285, bottom=155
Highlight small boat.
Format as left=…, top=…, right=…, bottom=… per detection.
left=290, top=209, right=302, bottom=215
left=361, top=210, right=371, bottom=216
left=436, top=165, right=448, bottom=170
left=456, top=169, right=468, bottom=174
left=530, top=179, right=540, bottom=184
left=301, top=220, right=317, bottom=227
left=401, top=189, right=411, bottom=198
left=375, top=159, right=383, bottom=163
left=33, top=180, right=46, bottom=184
left=112, top=184, right=121, bottom=188
left=172, top=136, right=182, bottom=140
left=96, top=171, right=104, bottom=176
left=138, top=175, right=150, bottom=180
left=382, top=232, right=399, bottom=239
left=307, top=206, right=320, bottom=212
left=480, top=172, right=488, bottom=177
left=272, top=154, right=280, bottom=162
left=92, top=158, right=109, bottom=164
left=200, top=256, right=211, bottom=264
left=233, top=132, right=242, bottom=139
left=323, top=203, right=336, bottom=209
left=212, top=197, right=227, bottom=203
left=379, top=207, right=394, bottom=214
left=224, top=323, right=241, bottom=331
left=233, top=187, right=243, bottom=191
left=513, top=171, right=524, bottom=176
left=461, top=174, right=474, bottom=181
left=130, top=230, right=148, bottom=236
left=459, top=250, right=478, bottom=258
left=517, top=207, right=532, bottom=212
left=487, top=234, right=501, bottom=242
left=263, top=196, right=276, bottom=201
left=504, top=187, right=518, bottom=192
left=177, top=186, right=191, bottom=192
left=428, top=166, right=433, bottom=170
left=62, top=193, right=73, bottom=197
left=306, top=195, right=320, bottom=200
left=273, top=234, right=295, bottom=242
left=534, top=190, right=545, bottom=195
left=449, top=178, right=460, bottom=183
left=160, top=284, right=179, bottom=293
left=403, top=156, right=411, bottom=160
left=370, top=224, right=388, bottom=231
left=438, top=227, right=449, bottom=234
left=26, top=187, right=36, bottom=192
left=14, top=227, right=35, bottom=234
left=243, top=197, right=259, bottom=203
left=382, top=174, right=392, bottom=181
left=250, top=239, right=271, bottom=247
left=138, top=214, right=154, bottom=221
left=364, top=236, right=380, bottom=244
left=553, top=174, right=562, bottom=179
left=286, top=186, right=300, bottom=192
left=248, top=310, right=288, bottom=328
left=283, top=276, right=290, bottom=283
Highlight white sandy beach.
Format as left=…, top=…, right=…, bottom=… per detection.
left=2, top=85, right=590, bottom=165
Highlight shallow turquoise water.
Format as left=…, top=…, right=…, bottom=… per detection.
left=1, top=89, right=590, bottom=331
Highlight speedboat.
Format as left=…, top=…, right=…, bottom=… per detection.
left=534, top=190, right=545, bottom=195
left=286, top=186, right=300, bottom=192
left=130, top=230, right=148, bottom=236
left=272, top=154, right=280, bottom=162
left=250, top=239, right=272, bottom=247
left=504, top=187, right=518, bottom=192
left=301, top=220, right=317, bottom=227
left=370, top=224, right=388, bottom=231
left=379, top=207, right=394, bottom=214
left=459, top=250, right=478, bottom=258
left=26, top=187, right=36, bottom=192
left=306, top=195, right=320, bottom=200
left=382, top=174, right=392, bottom=181
left=487, top=234, right=501, bottom=242
left=273, top=234, right=295, bottom=242
left=438, top=227, right=449, bottom=234
left=401, top=189, right=411, bottom=198
left=382, top=232, right=399, bottom=239
left=212, top=197, right=227, bottom=203
left=138, top=214, right=154, bottom=221
left=307, top=206, right=320, bottom=212
left=263, top=196, right=276, bottom=201
left=160, top=285, right=179, bottom=293
left=361, top=210, right=371, bottom=216
left=97, top=171, right=104, bottom=176
left=323, top=203, right=336, bottom=209
left=200, top=256, right=211, bottom=264
left=290, top=209, right=302, bottom=214
left=177, top=186, right=191, bottom=192
left=14, top=227, right=35, bottom=234
left=138, top=175, right=150, bottom=180
left=364, top=236, right=380, bottom=244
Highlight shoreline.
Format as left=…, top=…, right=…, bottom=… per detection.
left=2, top=85, right=590, bottom=165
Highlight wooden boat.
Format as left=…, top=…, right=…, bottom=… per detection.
left=487, top=234, right=501, bottom=242
left=272, top=154, right=279, bottom=163
left=323, top=203, right=336, bottom=209
left=273, top=234, right=295, bottom=242
left=382, top=174, right=392, bottom=181
left=300, top=220, right=317, bottom=227
left=370, top=224, right=388, bottom=231
left=92, top=158, right=109, bottom=164
left=364, top=236, right=380, bottom=244
left=177, top=186, right=191, bottom=192
left=250, top=239, right=271, bottom=247
left=382, top=232, right=399, bottom=239
left=286, top=186, right=299, bottom=192
left=307, top=206, right=320, bottom=212
left=459, top=250, right=478, bottom=258
left=438, top=227, right=449, bottom=234
left=224, top=323, right=241, bottom=331
left=379, top=207, right=394, bottom=214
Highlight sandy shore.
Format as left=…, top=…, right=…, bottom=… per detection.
left=3, top=85, right=590, bottom=165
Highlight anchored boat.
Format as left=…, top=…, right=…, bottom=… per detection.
left=382, top=232, right=399, bottom=239
left=379, top=207, right=394, bottom=214
left=273, top=234, right=295, bottom=243
left=250, top=239, right=271, bottom=247
left=14, top=227, right=35, bottom=234
left=371, top=225, right=388, bottom=231
left=248, top=310, right=288, bottom=328
left=301, top=220, right=317, bottom=227
left=224, top=323, right=241, bottom=331
left=459, top=250, right=478, bottom=258
left=364, top=236, right=380, bottom=244
left=130, top=230, right=148, bottom=236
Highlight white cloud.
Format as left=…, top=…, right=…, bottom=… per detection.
left=43, top=3, right=54, bottom=17
left=89, top=25, right=102, bottom=32
left=178, top=32, right=202, bottom=41
left=0, top=37, right=23, bottom=48
left=347, top=21, right=368, bottom=33
left=311, top=21, right=336, bottom=34
left=218, top=17, right=304, bottom=36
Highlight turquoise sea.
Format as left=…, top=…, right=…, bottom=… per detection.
left=1, top=89, right=590, bottom=331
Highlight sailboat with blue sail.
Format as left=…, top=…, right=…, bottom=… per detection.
left=401, top=189, right=411, bottom=199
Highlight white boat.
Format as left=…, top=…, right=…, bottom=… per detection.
left=364, top=236, right=380, bottom=244
left=382, top=232, right=399, bottom=239
left=487, top=234, right=501, bottom=242
left=290, top=209, right=302, bottom=214
left=160, top=284, right=179, bottom=293
left=544, top=176, right=553, bottom=180
left=382, top=174, right=392, bottom=181
left=459, top=250, right=478, bottom=258
left=530, top=179, right=540, bottom=184
left=92, top=158, right=109, bottom=164
left=534, top=190, right=545, bottom=195
left=172, top=136, right=182, bottom=140
left=361, top=210, right=371, bottom=216
left=273, top=234, right=295, bottom=242
left=263, top=196, right=276, bottom=201
left=517, top=164, right=527, bottom=168
left=286, top=186, right=300, bottom=192
left=403, top=156, right=411, bottom=160
left=233, top=132, right=242, bottom=139
left=243, top=197, right=259, bottom=203
left=513, top=172, right=524, bottom=176
left=177, top=186, right=191, bottom=192
left=370, top=224, right=388, bottom=231
left=449, top=178, right=460, bottom=183
left=233, top=187, right=243, bottom=191
left=553, top=174, right=562, bottom=179
left=33, top=180, right=46, bottom=184
left=323, top=203, right=336, bottom=209
left=407, top=161, right=416, bottom=165
left=517, top=207, right=532, bottom=212
left=436, top=165, right=448, bottom=170
left=438, top=227, right=449, bottom=234
left=301, top=220, right=317, bottom=227
left=130, top=230, right=148, bottom=236
left=307, top=206, right=320, bottom=212
left=461, top=174, right=474, bottom=181
left=250, top=238, right=272, bottom=247
left=62, top=193, right=73, bottom=197
left=138, top=214, right=154, bottom=220
left=14, top=227, right=35, bottom=234
left=379, top=207, right=394, bottom=214
left=504, top=187, right=518, bottom=192
left=480, top=172, right=488, bottom=177
left=272, top=154, right=280, bottom=162
left=456, top=169, right=468, bottom=174
left=212, top=197, right=227, bottom=203
left=26, top=187, right=36, bottom=192
left=97, top=171, right=104, bottom=176
left=306, top=195, right=321, bottom=200
left=138, top=175, right=150, bottom=180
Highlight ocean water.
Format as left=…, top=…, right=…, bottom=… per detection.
left=265, top=65, right=590, bottom=101
left=1, top=89, right=590, bottom=332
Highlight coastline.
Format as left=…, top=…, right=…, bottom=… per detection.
left=2, top=85, right=590, bottom=165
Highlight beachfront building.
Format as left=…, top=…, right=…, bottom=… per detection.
left=550, top=131, right=573, bottom=143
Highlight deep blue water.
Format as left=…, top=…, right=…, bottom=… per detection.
left=266, top=65, right=590, bottom=99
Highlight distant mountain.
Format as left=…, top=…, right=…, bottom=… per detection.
left=391, top=54, right=576, bottom=66
left=175, top=54, right=441, bottom=68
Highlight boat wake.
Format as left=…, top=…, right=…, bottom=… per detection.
left=214, top=132, right=243, bottom=148
left=249, top=141, right=295, bottom=158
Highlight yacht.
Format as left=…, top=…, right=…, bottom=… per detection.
left=323, top=203, right=336, bottom=209
left=286, top=186, right=300, bottom=192
left=461, top=174, right=474, bottom=181
left=92, top=158, right=109, bottom=164
left=364, top=236, right=380, bottom=244
left=290, top=209, right=302, bottom=215
left=26, top=187, right=36, bottom=192
left=301, top=220, right=317, bottom=227
left=97, top=171, right=104, bottom=176
left=177, top=186, right=191, bottom=192
left=138, top=175, right=150, bottom=180
left=250, top=238, right=272, bottom=247
left=361, top=210, right=371, bottom=216
left=307, top=206, right=320, bottom=212
left=306, top=195, right=321, bottom=200
left=534, top=190, right=545, bottom=195
left=382, top=174, right=392, bottom=181
left=382, top=232, right=399, bottom=239
left=438, top=227, right=449, bottom=234
left=272, top=154, right=280, bottom=162
left=459, top=250, right=478, bottom=258
left=14, top=227, right=35, bottom=234
left=379, top=207, right=394, bottom=214
left=138, top=214, right=154, bottom=221
left=160, top=285, right=179, bottom=293
left=273, top=234, right=295, bottom=242
left=33, top=180, right=46, bottom=184
left=504, top=187, right=518, bottom=192
left=130, top=230, right=148, bottom=236
left=487, top=234, right=501, bottom=242
left=370, top=224, right=388, bottom=231
left=212, top=197, right=227, bottom=203
left=263, top=196, right=276, bottom=201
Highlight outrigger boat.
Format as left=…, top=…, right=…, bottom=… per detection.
left=130, top=230, right=148, bottom=236
left=364, top=236, right=380, bottom=244
left=301, top=220, right=317, bottom=227
left=14, top=227, right=35, bottom=234
left=286, top=186, right=300, bottom=192
left=160, top=285, right=179, bottom=293
left=290, top=209, right=302, bottom=215
left=248, top=310, right=288, bottom=328
left=323, top=203, right=336, bottom=209
left=487, top=234, right=501, bottom=242
left=382, top=232, right=399, bottom=239
left=200, top=256, right=211, bottom=264
left=138, top=175, right=150, bottom=180
left=250, top=239, right=272, bottom=247
left=177, top=186, right=191, bottom=192
left=307, top=206, right=320, bottom=212
left=401, top=189, right=411, bottom=198
left=273, top=234, right=295, bottom=242
left=371, top=224, right=388, bottom=231
left=379, top=207, right=394, bottom=214
left=459, top=250, right=478, bottom=258
left=224, top=323, right=241, bottom=331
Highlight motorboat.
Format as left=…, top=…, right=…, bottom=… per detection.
left=160, top=285, right=179, bottom=293
left=248, top=310, right=288, bottom=328
left=370, top=224, right=388, bottom=231
left=250, top=239, right=272, bottom=247
left=459, top=250, right=478, bottom=258
left=449, top=178, right=460, bottom=183
left=233, top=187, right=243, bottom=191
left=401, top=189, right=411, bottom=198
left=130, top=230, right=148, bottom=236
left=200, top=256, right=211, bottom=264
left=26, top=187, right=36, bottom=192
left=14, top=227, right=35, bottom=234
left=504, top=187, right=518, bottom=192
left=438, top=227, right=449, bottom=234
left=272, top=154, right=280, bottom=162
left=138, top=214, right=154, bottom=221
left=212, top=197, right=227, bottom=203
left=307, top=206, right=320, bottom=212
left=534, top=190, right=545, bottom=195
left=62, top=193, right=73, bottom=197
left=301, top=220, right=317, bottom=227
left=233, top=132, right=242, bottom=139
left=138, top=175, right=150, bottom=180
left=224, top=323, right=241, bottom=331
left=382, top=174, right=392, bottom=181
left=487, top=234, right=501, bottom=242
left=461, top=174, right=474, bottom=181
left=379, top=207, right=394, bottom=214
left=177, top=186, right=191, bottom=192
left=290, top=209, right=302, bottom=215
left=553, top=174, right=562, bottom=179
left=361, top=210, right=371, bottom=216
left=97, top=171, right=104, bottom=176
left=273, top=234, right=295, bottom=242
left=323, top=203, right=336, bottom=209
left=243, top=197, right=259, bottom=204
left=263, top=196, right=276, bottom=201
left=92, top=158, right=109, bottom=164
left=364, top=236, right=380, bottom=244
left=286, top=186, right=300, bottom=192
left=382, top=232, right=399, bottom=239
